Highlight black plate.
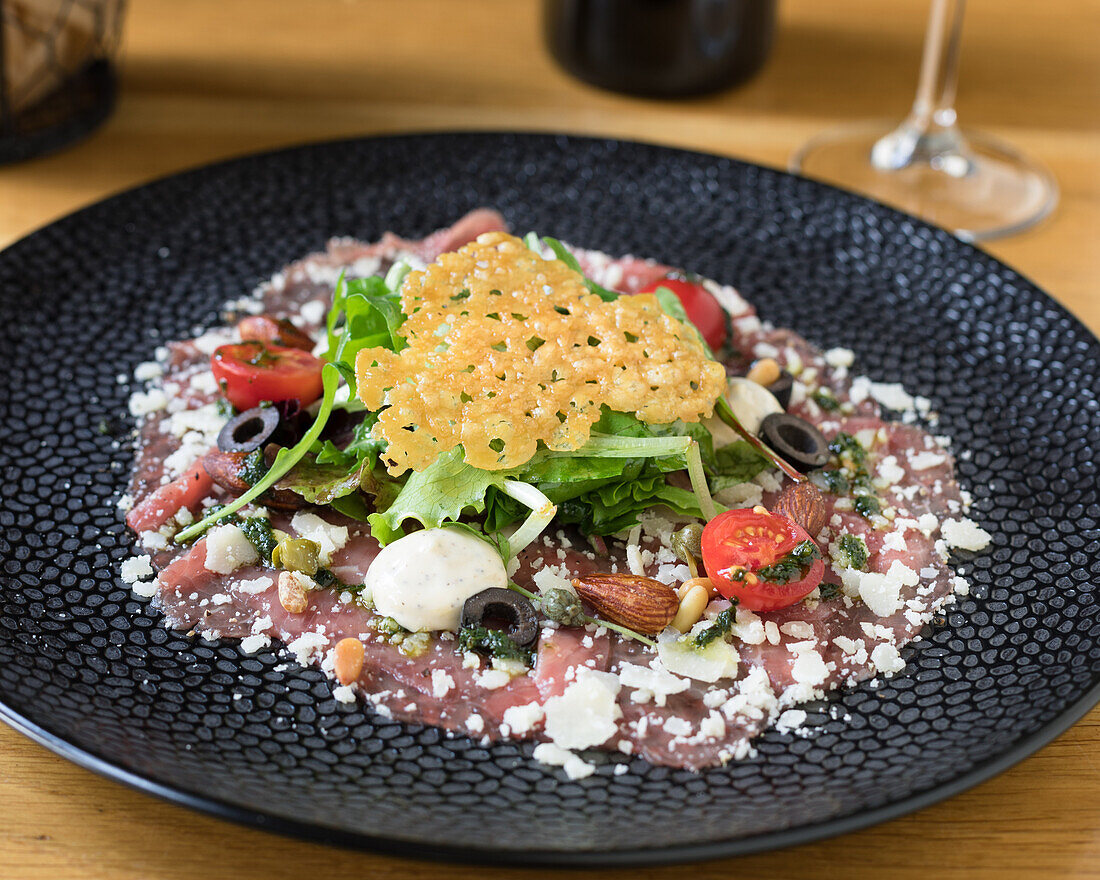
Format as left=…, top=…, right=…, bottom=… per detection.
left=1, top=133, right=1099, bottom=866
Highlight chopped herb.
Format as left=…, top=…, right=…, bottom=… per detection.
left=457, top=624, right=531, bottom=663
left=203, top=506, right=276, bottom=560
left=312, top=568, right=338, bottom=589
left=811, top=388, right=840, bottom=411
left=835, top=534, right=869, bottom=570
left=237, top=516, right=278, bottom=561
left=818, top=468, right=850, bottom=495
left=849, top=468, right=874, bottom=494
left=828, top=432, right=866, bottom=466
left=215, top=397, right=235, bottom=418
left=756, top=540, right=820, bottom=585
left=238, top=448, right=269, bottom=486
left=853, top=494, right=881, bottom=519
left=243, top=343, right=279, bottom=367
left=817, top=582, right=841, bottom=600
left=693, top=604, right=737, bottom=648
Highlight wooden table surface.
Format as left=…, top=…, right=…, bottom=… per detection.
left=2, top=1, right=1098, bottom=877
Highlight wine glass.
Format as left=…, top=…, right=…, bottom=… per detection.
left=789, top=0, right=1057, bottom=242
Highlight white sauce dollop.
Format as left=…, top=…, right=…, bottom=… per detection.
left=367, top=528, right=508, bottom=632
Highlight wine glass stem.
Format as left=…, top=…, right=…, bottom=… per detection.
left=912, top=0, right=965, bottom=129
left=872, top=0, right=970, bottom=173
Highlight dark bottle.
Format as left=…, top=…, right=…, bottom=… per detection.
left=543, top=0, right=776, bottom=98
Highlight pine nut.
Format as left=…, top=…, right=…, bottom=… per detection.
left=671, top=583, right=710, bottom=632
left=333, top=637, right=365, bottom=685
left=677, top=576, right=715, bottom=599
left=746, top=357, right=781, bottom=387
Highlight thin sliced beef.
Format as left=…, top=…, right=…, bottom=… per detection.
left=126, top=214, right=977, bottom=770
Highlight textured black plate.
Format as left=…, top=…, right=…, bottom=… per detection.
left=1, top=133, right=1099, bottom=866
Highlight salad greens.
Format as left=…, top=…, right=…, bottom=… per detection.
left=176, top=234, right=774, bottom=554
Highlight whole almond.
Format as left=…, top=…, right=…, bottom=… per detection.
left=772, top=480, right=826, bottom=537
left=571, top=573, right=679, bottom=635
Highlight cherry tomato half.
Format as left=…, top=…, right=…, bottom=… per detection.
left=701, top=508, right=824, bottom=612
left=126, top=458, right=214, bottom=533
left=211, top=341, right=324, bottom=411
left=638, top=276, right=728, bottom=351
left=237, top=314, right=316, bottom=352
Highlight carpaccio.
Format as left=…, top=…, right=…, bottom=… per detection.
left=121, top=210, right=989, bottom=774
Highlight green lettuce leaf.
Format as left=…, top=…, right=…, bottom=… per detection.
left=369, top=447, right=509, bottom=543
left=278, top=456, right=365, bottom=505
left=556, top=474, right=705, bottom=535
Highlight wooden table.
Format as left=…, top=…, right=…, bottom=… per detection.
left=2, top=1, right=1098, bottom=877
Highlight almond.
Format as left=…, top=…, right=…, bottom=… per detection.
left=570, top=573, right=679, bottom=635
left=773, top=480, right=826, bottom=537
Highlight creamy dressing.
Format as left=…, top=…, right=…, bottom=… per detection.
left=367, top=528, right=508, bottom=632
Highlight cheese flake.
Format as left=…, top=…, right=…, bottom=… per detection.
left=542, top=668, right=621, bottom=750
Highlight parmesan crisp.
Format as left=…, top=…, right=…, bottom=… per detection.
left=356, top=232, right=727, bottom=474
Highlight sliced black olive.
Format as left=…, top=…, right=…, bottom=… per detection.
left=461, top=587, right=538, bottom=649
left=759, top=413, right=830, bottom=473
left=217, top=405, right=280, bottom=454
left=767, top=370, right=794, bottom=409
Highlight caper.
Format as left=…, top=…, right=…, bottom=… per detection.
left=270, top=537, right=320, bottom=575
left=541, top=587, right=585, bottom=627
left=671, top=524, right=704, bottom=565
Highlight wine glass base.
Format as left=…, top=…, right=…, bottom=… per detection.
left=790, top=121, right=1058, bottom=242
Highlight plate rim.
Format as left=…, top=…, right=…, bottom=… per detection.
left=1, top=129, right=1098, bottom=866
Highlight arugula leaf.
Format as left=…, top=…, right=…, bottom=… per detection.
left=313, top=411, right=385, bottom=467
left=708, top=440, right=769, bottom=491
left=176, top=366, right=343, bottom=542
left=539, top=236, right=620, bottom=302
left=652, top=284, right=716, bottom=359
left=325, top=275, right=407, bottom=378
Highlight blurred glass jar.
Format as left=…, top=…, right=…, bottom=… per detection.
left=0, top=0, right=126, bottom=163
left=544, top=0, right=776, bottom=98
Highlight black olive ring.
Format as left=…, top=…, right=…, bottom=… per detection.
left=461, top=588, right=538, bottom=649
left=217, top=405, right=281, bottom=454
left=767, top=369, right=794, bottom=409
left=759, top=412, right=830, bottom=473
